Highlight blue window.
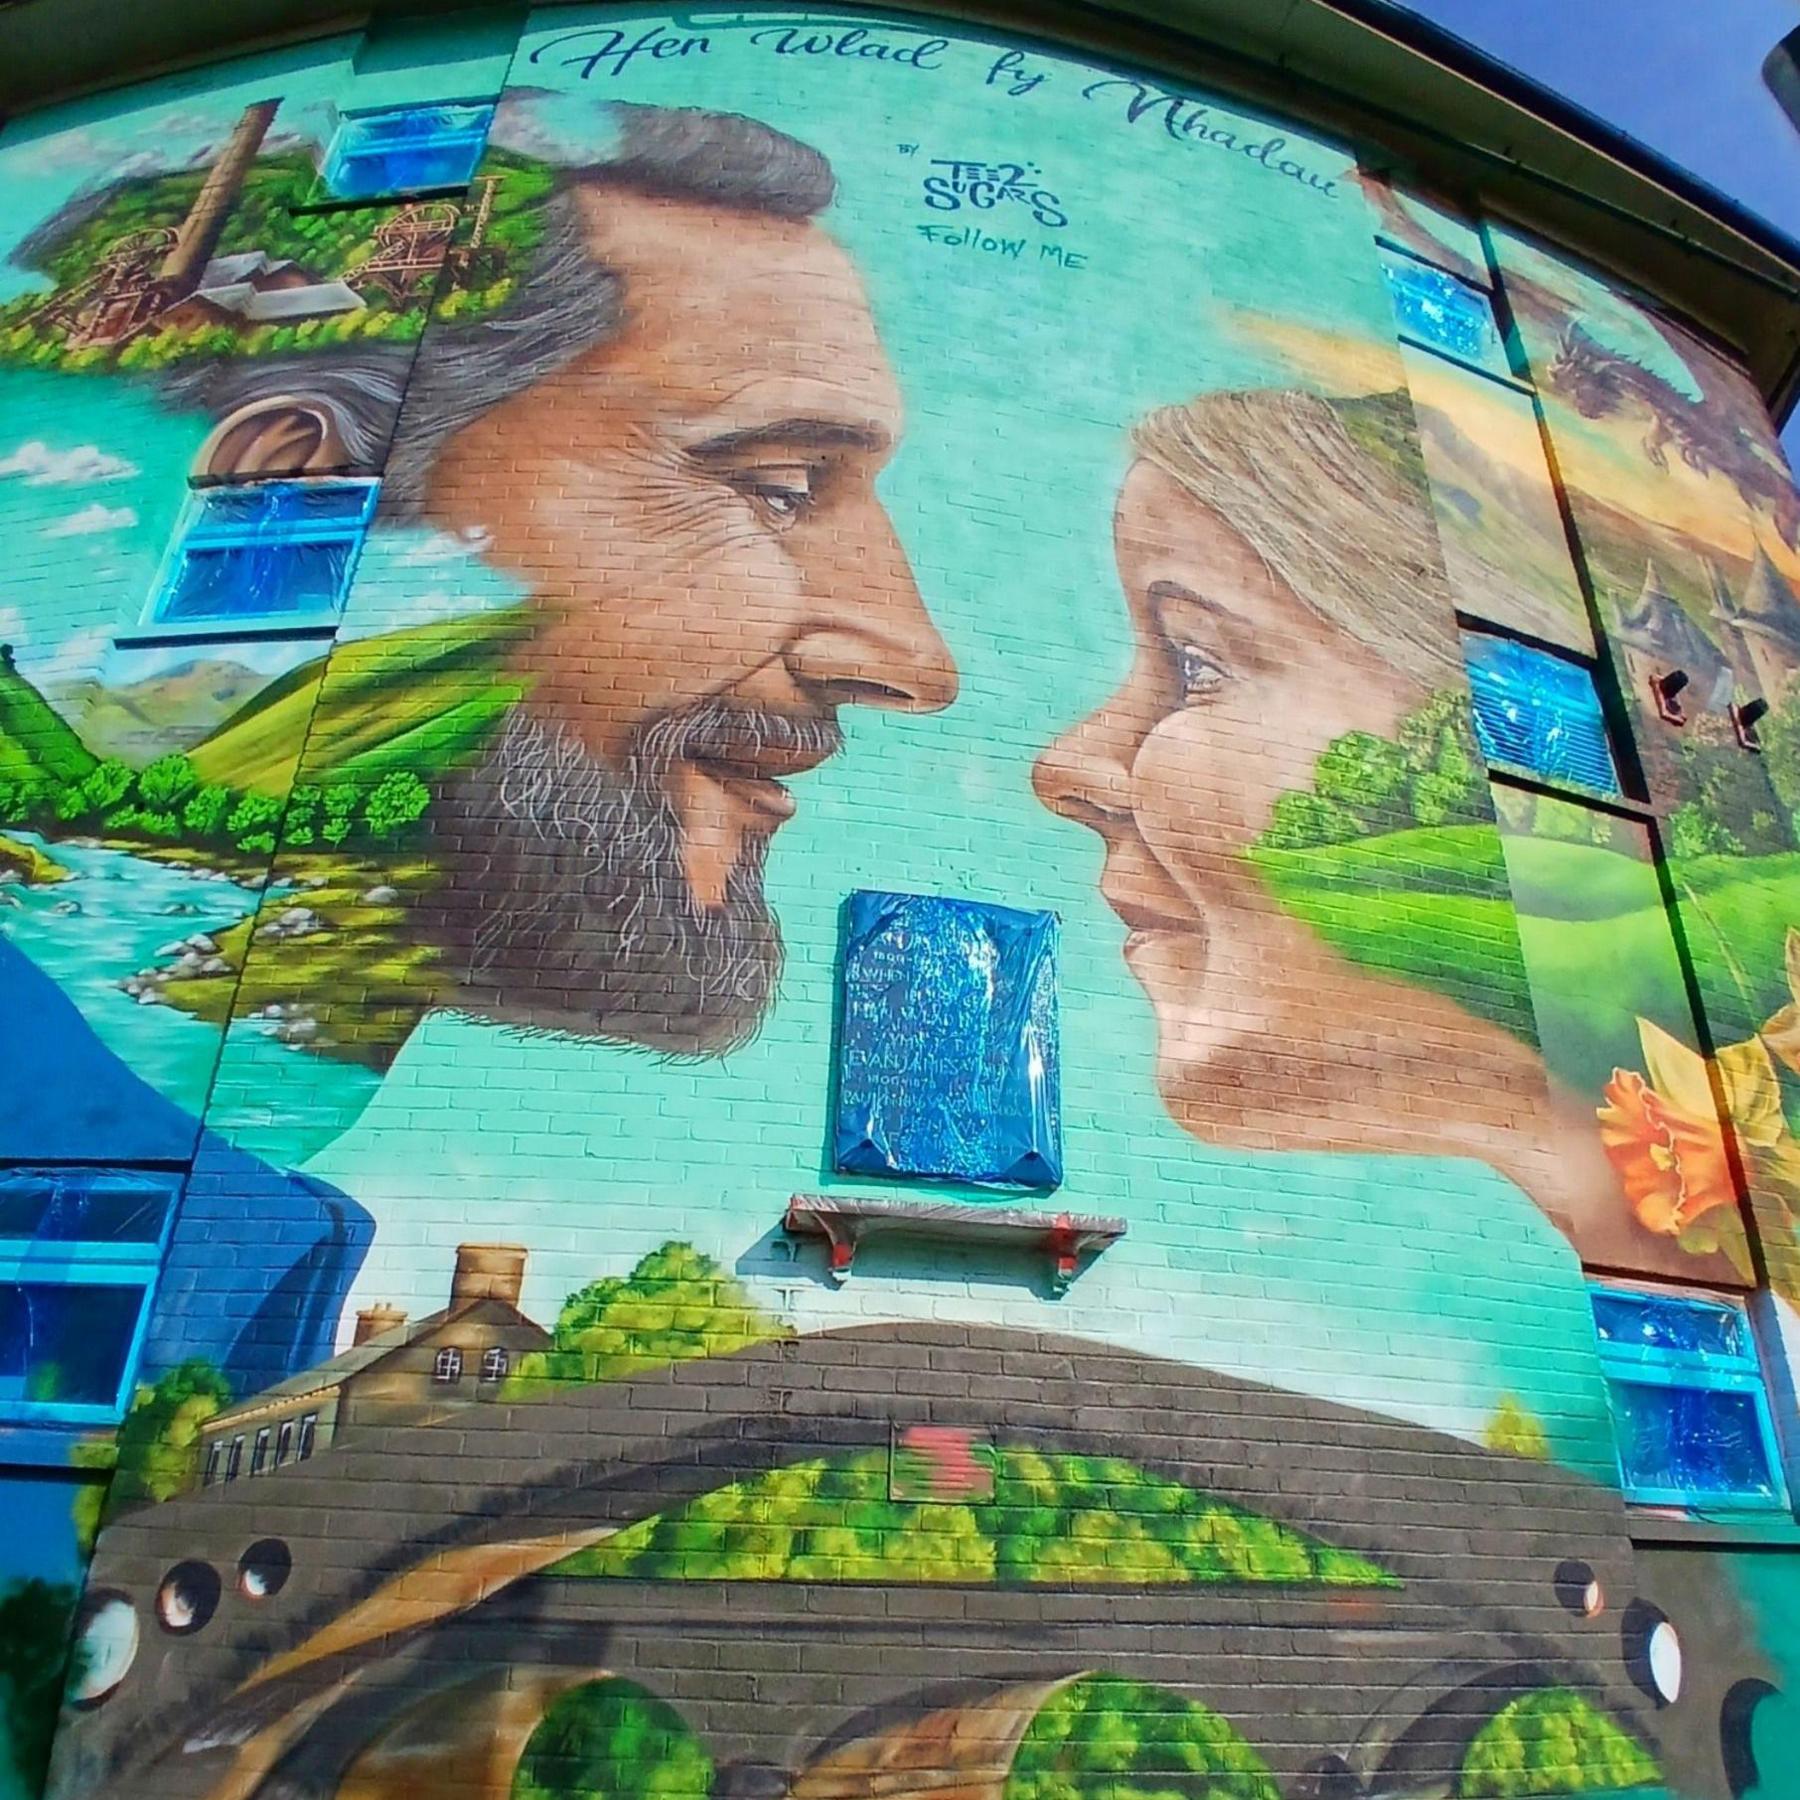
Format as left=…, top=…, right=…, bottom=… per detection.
left=834, top=891, right=1061, bottom=1188
left=1591, top=1285, right=1789, bottom=1511
left=146, top=480, right=377, bottom=630
left=322, top=103, right=494, bottom=200
left=0, top=1169, right=177, bottom=1427
left=1382, top=248, right=1508, bottom=375
left=1464, top=633, right=1622, bottom=796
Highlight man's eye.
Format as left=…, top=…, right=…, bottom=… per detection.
left=1176, top=643, right=1231, bottom=704
left=733, top=464, right=817, bottom=529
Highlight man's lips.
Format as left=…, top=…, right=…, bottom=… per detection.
left=688, top=740, right=836, bottom=825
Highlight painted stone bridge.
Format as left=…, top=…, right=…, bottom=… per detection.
left=48, top=1325, right=1767, bottom=1800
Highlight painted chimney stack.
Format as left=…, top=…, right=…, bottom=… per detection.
left=452, top=1244, right=528, bottom=1307
left=157, top=99, right=280, bottom=291
left=353, top=1303, right=408, bottom=1345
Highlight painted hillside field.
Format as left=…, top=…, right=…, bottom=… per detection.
left=1, top=606, right=529, bottom=1070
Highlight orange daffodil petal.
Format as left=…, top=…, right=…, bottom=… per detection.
left=1597, top=1019, right=1758, bottom=1237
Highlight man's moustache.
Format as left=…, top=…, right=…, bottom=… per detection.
left=643, top=699, right=845, bottom=772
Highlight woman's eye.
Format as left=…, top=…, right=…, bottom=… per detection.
left=1176, top=643, right=1231, bottom=703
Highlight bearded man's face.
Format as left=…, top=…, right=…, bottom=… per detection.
left=417, top=183, right=955, bottom=1051
left=428, top=703, right=840, bottom=1052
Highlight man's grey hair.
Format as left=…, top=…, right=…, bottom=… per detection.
left=165, top=103, right=835, bottom=513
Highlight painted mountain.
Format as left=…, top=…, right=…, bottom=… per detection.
left=54, top=658, right=272, bottom=762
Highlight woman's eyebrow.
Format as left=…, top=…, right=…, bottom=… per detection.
left=1147, top=578, right=1228, bottom=619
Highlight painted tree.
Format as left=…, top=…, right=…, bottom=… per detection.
left=511, top=1244, right=787, bottom=1391
left=511, top=1679, right=712, bottom=1800
left=108, top=1361, right=233, bottom=1508
left=1459, top=1690, right=1659, bottom=1798
left=134, top=753, right=199, bottom=814
left=1004, top=1675, right=1281, bottom=1800
left=224, top=791, right=283, bottom=856
left=362, top=770, right=431, bottom=842
left=0, top=1578, right=80, bottom=1800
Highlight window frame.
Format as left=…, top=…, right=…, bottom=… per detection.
left=297, top=1411, right=318, bottom=1461
left=140, top=477, right=379, bottom=638
left=432, top=1346, right=463, bottom=1384
left=0, top=1170, right=178, bottom=1427
left=1590, top=1282, right=1791, bottom=1513
left=480, top=1345, right=509, bottom=1383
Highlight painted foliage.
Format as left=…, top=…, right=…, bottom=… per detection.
left=0, top=1474, right=95, bottom=1800
left=0, top=6, right=1796, bottom=1800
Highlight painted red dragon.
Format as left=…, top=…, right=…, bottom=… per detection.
left=1357, top=173, right=1800, bottom=549
left=1548, top=322, right=1800, bottom=549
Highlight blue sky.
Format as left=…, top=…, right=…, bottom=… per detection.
left=1391, top=0, right=1800, bottom=459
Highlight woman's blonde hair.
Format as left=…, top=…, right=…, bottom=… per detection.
left=1130, top=388, right=1461, bottom=690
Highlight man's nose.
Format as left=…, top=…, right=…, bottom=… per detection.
left=785, top=508, right=957, bottom=712
left=1032, top=705, right=1135, bottom=834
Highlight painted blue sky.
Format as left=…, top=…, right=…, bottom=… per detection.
left=1391, top=0, right=1800, bottom=461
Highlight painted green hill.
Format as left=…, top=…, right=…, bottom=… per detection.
left=187, top=607, right=531, bottom=794
left=0, top=651, right=96, bottom=787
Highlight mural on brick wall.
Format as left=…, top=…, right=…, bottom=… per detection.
left=0, top=5, right=1630, bottom=1442
left=0, top=7, right=1798, bottom=1800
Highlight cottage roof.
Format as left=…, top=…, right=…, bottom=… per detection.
left=204, top=1294, right=547, bottom=1430
left=197, top=251, right=294, bottom=287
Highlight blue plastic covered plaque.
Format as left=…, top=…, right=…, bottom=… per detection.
left=834, top=892, right=1061, bottom=1188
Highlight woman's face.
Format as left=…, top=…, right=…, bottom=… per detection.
left=1034, top=458, right=1424, bottom=1080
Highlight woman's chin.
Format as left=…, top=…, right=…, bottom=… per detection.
left=1121, top=928, right=1211, bottom=1033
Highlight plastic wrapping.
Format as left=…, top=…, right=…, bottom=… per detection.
left=1591, top=1286, right=1782, bottom=1506
left=1608, top=1378, right=1778, bottom=1504
left=155, top=481, right=376, bottom=626
left=0, top=1167, right=176, bottom=1245
left=0, top=1281, right=143, bottom=1412
left=1465, top=633, right=1621, bottom=795
left=1591, top=1288, right=1748, bottom=1362
left=834, top=891, right=1061, bottom=1188
left=324, top=105, right=494, bottom=201
left=1380, top=251, right=1506, bottom=373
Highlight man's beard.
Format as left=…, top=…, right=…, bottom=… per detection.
left=418, top=702, right=841, bottom=1055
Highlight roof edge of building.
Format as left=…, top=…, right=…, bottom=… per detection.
left=1, top=0, right=1796, bottom=414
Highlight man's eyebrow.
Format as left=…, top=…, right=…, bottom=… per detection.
left=684, top=418, right=887, bottom=458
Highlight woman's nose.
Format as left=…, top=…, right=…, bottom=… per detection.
left=1032, top=705, right=1136, bottom=833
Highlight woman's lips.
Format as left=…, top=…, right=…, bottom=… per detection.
left=1104, top=893, right=1195, bottom=939
left=1099, top=887, right=1202, bottom=968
